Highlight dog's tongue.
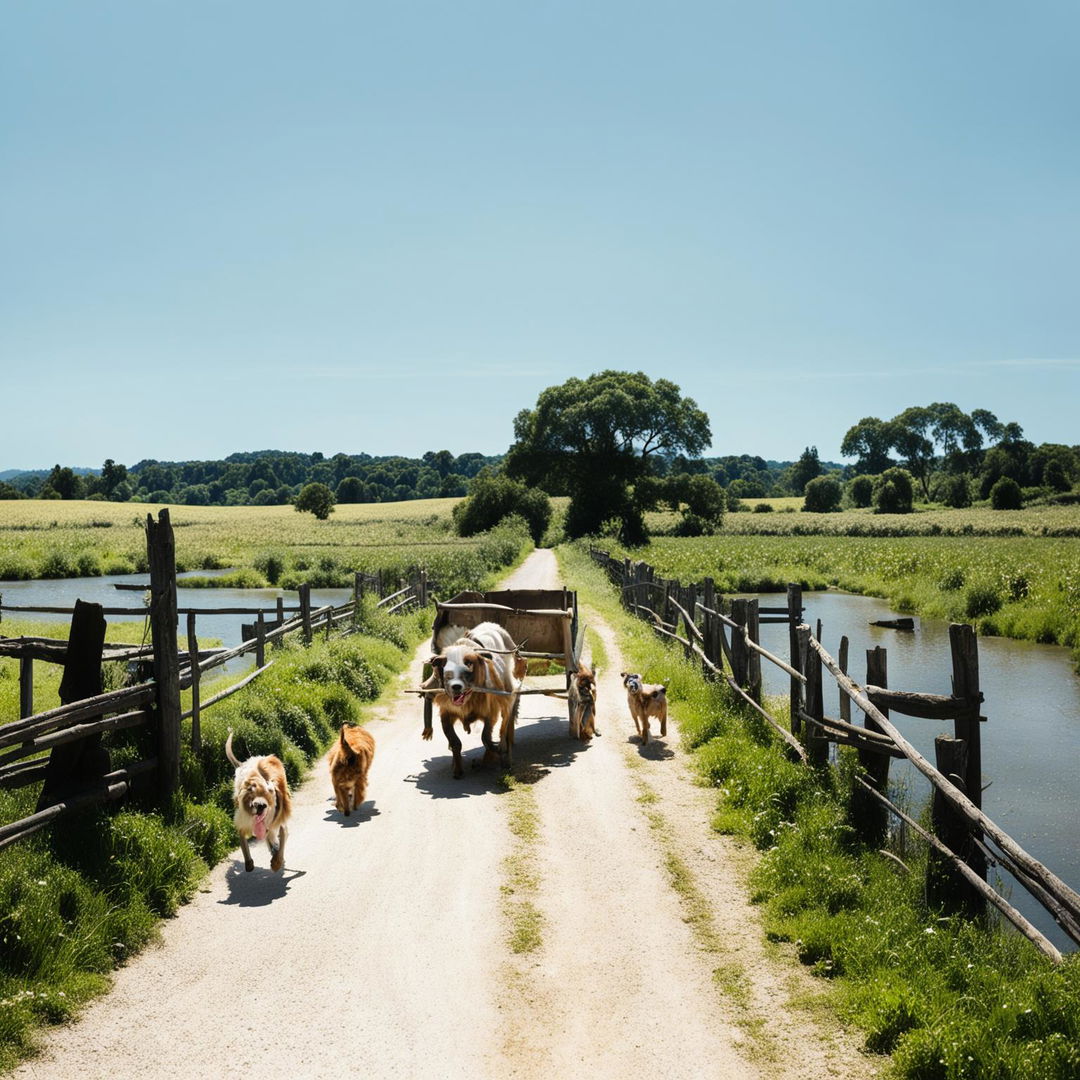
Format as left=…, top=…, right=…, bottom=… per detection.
left=253, top=812, right=267, bottom=841
left=453, top=692, right=468, bottom=706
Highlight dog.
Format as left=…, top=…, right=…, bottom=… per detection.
left=328, top=723, right=375, bottom=816
left=422, top=621, right=525, bottom=777
left=568, top=664, right=599, bottom=741
left=226, top=731, right=291, bottom=872
left=621, top=672, right=668, bottom=745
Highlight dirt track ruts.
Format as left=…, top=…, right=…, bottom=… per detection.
left=13, top=549, right=876, bottom=1080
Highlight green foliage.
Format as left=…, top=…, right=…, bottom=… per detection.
left=505, top=370, right=710, bottom=541
left=790, top=446, right=823, bottom=495
left=931, top=472, right=973, bottom=509
left=991, top=476, right=1024, bottom=510
left=847, top=474, right=875, bottom=508
left=294, top=482, right=336, bottom=520
left=452, top=473, right=551, bottom=544
left=802, top=475, right=842, bottom=513
left=873, top=468, right=915, bottom=515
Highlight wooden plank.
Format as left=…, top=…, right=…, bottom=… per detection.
left=865, top=686, right=978, bottom=721
left=19, top=656, right=33, bottom=719
left=181, top=662, right=273, bottom=720
left=0, top=684, right=157, bottom=749
left=187, top=612, right=201, bottom=756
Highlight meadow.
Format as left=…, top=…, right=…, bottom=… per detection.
left=0, top=498, right=530, bottom=597
left=620, top=504, right=1080, bottom=661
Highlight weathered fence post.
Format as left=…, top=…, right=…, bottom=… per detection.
left=950, top=623, right=986, bottom=883
left=745, top=598, right=762, bottom=704
left=299, top=583, right=312, bottom=644
left=419, top=568, right=428, bottom=608
left=787, top=584, right=803, bottom=735
left=19, top=656, right=33, bottom=719
left=147, top=510, right=181, bottom=807
left=730, top=599, right=749, bottom=689
left=35, top=599, right=108, bottom=812
left=838, top=636, right=850, bottom=724
left=927, top=735, right=985, bottom=914
left=275, top=596, right=285, bottom=645
left=354, top=571, right=363, bottom=608
left=255, top=611, right=266, bottom=668
left=702, top=577, right=719, bottom=678
left=854, top=645, right=891, bottom=842
left=803, top=626, right=828, bottom=767
left=186, top=612, right=201, bottom=756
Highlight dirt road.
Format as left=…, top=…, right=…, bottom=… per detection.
left=14, top=550, right=875, bottom=1080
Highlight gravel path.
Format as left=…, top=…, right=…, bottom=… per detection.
left=13, top=550, right=876, bottom=1080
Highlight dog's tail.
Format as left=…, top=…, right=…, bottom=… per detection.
left=225, top=729, right=242, bottom=768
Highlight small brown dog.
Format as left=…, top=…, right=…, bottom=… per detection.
left=328, top=723, right=376, bottom=816
left=226, top=731, right=292, bottom=872
left=621, top=672, right=668, bottom=745
left=568, top=665, right=599, bottom=741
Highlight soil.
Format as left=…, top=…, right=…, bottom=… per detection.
left=12, top=550, right=879, bottom=1080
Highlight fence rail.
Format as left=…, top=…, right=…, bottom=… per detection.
left=589, top=546, right=1078, bottom=963
left=0, top=512, right=435, bottom=853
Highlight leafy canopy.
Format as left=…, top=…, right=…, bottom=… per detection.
left=505, top=370, right=710, bottom=541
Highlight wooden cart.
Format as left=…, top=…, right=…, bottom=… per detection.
left=422, top=588, right=582, bottom=730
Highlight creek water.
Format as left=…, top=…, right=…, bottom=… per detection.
left=741, top=589, right=1080, bottom=954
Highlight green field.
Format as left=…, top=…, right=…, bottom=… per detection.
left=0, top=498, right=531, bottom=596
left=612, top=505, right=1080, bottom=663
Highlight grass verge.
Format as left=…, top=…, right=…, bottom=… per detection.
left=558, top=541, right=1080, bottom=1080
left=501, top=772, right=544, bottom=955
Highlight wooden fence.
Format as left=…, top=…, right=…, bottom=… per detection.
left=0, top=510, right=433, bottom=854
left=589, top=547, right=1080, bottom=963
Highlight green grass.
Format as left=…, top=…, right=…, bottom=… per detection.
left=596, top=528, right=1080, bottom=663
left=501, top=774, right=545, bottom=954
left=0, top=498, right=533, bottom=597
left=558, top=541, right=1080, bottom=1080
left=0, top=596, right=430, bottom=1071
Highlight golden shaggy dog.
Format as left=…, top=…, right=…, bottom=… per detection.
left=568, top=665, right=599, bottom=741
left=226, top=731, right=291, bottom=872
left=328, top=723, right=375, bottom=816
left=621, top=672, right=668, bottom=745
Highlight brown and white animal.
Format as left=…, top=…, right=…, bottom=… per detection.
left=422, top=621, right=525, bottom=778
left=328, top=723, right=375, bottom=816
left=226, top=731, right=291, bottom=872
left=568, top=664, right=599, bottom=741
left=621, top=672, right=668, bottom=745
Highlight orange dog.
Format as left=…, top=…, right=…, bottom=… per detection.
left=621, top=672, right=668, bottom=745
left=568, top=665, right=599, bottom=741
left=226, top=731, right=292, bottom=872
left=328, top=723, right=376, bottom=816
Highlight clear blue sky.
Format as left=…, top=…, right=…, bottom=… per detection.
left=3, top=1, right=1077, bottom=470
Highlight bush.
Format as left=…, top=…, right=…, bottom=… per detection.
left=453, top=473, right=551, bottom=544
left=991, top=476, right=1023, bottom=510
left=931, top=472, right=973, bottom=509
left=872, top=468, right=914, bottom=514
left=802, top=476, right=842, bottom=513
left=846, top=474, right=875, bottom=508
left=752, top=502, right=774, bottom=513
left=294, top=482, right=336, bottom=520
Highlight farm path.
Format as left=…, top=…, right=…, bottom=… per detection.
left=14, top=549, right=875, bottom=1080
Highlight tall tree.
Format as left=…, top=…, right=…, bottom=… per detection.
left=789, top=446, right=822, bottom=494
left=840, top=417, right=896, bottom=474
left=505, top=371, right=710, bottom=543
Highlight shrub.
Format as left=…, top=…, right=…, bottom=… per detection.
left=752, top=502, right=774, bottom=513
left=991, top=476, right=1023, bottom=510
left=872, top=468, right=914, bottom=514
left=802, top=476, right=842, bottom=513
left=453, top=473, right=551, bottom=544
left=931, top=472, right=973, bottom=509
left=846, top=474, right=875, bottom=508
left=965, top=582, right=1003, bottom=617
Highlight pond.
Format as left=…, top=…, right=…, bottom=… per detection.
left=741, top=588, right=1080, bottom=954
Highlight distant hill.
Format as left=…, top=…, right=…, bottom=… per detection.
left=0, top=467, right=97, bottom=482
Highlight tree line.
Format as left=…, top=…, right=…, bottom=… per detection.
left=0, top=450, right=501, bottom=506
